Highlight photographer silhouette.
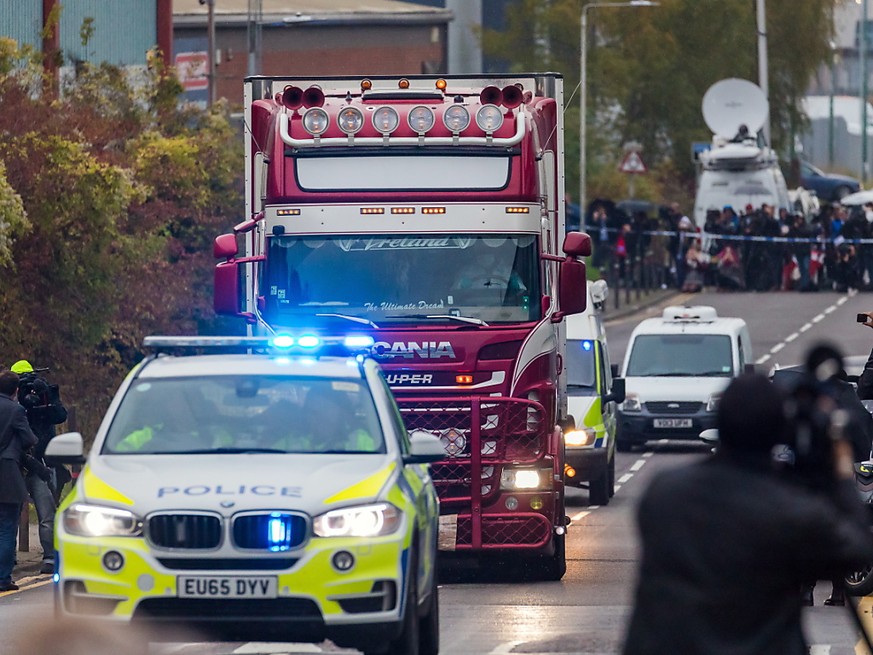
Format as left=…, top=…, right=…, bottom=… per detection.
left=9, top=360, right=67, bottom=574
left=623, top=370, right=873, bottom=655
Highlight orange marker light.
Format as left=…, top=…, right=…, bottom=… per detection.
left=421, top=207, right=446, bottom=215
left=456, top=375, right=474, bottom=384
left=398, top=78, right=410, bottom=89
left=435, top=79, right=447, bottom=91
left=564, top=464, right=576, bottom=478
left=360, top=208, right=385, bottom=215
left=361, top=79, right=373, bottom=91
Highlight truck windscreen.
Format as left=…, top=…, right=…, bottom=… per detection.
left=264, top=234, right=541, bottom=325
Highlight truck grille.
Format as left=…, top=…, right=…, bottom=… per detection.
left=147, top=514, right=222, bottom=550
left=232, top=513, right=308, bottom=551
left=456, top=514, right=551, bottom=548
left=645, top=401, right=703, bottom=414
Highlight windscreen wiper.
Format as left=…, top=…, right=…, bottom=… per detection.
left=315, top=313, right=380, bottom=329
left=384, top=313, right=489, bottom=327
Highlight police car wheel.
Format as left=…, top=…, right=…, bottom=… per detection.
left=589, top=468, right=610, bottom=507
left=370, top=551, right=420, bottom=655
left=608, top=455, right=616, bottom=498
left=418, top=575, right=440, bottom=655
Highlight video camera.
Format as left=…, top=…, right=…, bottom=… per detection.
left=17, top=368, right=59, bottom=410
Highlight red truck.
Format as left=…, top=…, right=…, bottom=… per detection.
left=214, top=74, right=590, bottom=579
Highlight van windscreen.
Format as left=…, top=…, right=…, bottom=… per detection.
left=626, top=334, right=733, bottom=377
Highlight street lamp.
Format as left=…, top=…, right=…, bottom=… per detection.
left=579, top=0, right=658, bottom=223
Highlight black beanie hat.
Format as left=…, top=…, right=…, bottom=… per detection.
left=717, top=373, right=787, bottom=452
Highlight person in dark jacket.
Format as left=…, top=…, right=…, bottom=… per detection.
left=0, top=370, right=38, bottom=592
left=622, top=373, right=873, bottom=655
left=10, top=360, right=67, bottom=574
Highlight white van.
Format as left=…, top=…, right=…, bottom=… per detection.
left=563, top=280, right=626, bottom=505
left=617, top=306, right=752, bottom=451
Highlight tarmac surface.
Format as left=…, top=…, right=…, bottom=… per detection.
left=13, top=521, right=50, bottom=587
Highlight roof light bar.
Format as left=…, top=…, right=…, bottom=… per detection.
left=142, top=335, right=375, bottom=355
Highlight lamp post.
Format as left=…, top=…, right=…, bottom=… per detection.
left=579, top=0, right=658, bottom=220
left=863, top=0, right=869, bottom=184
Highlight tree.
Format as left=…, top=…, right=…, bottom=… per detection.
left=481, top=0, right=836, bottom=203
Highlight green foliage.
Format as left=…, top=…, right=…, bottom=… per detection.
left=482, top=0, right=835, bottom=206
left=0, top=41, right=243, bottom=440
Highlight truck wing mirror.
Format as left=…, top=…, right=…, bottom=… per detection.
left=44, top=432, right=86, bottom=466
left=214, top=260, right=242, bottom=315
left=551, top=258, right=587, bottom=322
left=562, top=231, right=592, bottom=258
left=214, top=233, right=238, bottom=260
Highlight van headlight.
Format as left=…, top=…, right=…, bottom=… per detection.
left=621, top=394, right=641, bottom=412
left=63, top=504, right=143, bottom=538
left=500, top=468, right=550, bottom=490
left=565, top=428, right=596, bottom=447
left=313, top=503, right=401, bottom=538
left=706, top=394, right=721, bottom=412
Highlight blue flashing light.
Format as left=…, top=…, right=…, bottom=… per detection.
left=344, top=335, right=375, bottom=348
left=271, top=334, right=295, bottom=349
left=297, top=334, right=321, bottom=349
left=267, top=512, right=292, bottom=552
left=581, top=340, right=593, bottom=351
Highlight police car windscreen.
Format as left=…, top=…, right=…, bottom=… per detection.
left=264, top=234, right=541, bottom=325
left=626, top=335, right=733, bottom=377
left=566, top=340, right=597, bottom=394
left=102, top=377, right=385, bottom=455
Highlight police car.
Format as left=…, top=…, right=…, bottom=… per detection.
left=45, top=335, right=443, bottom=654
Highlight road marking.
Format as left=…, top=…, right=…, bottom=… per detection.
left=809, top=646, right=831, bottom=654
left=800, top=322, right=813, bottom=332
left=812, top=313, right=825, bottom=323
left=784, top=332, right=799, bottom=343
left=838, top=296, right=849, bottom=305
left=614, top=485, right=622, bottom=492
left=618, top=473, right=634, bottom=484
left=0, top=578, right=52, bottom=597
left=756, top=354, right=771, bottom=365
left=489, top=641, right=526, bottom=654
left=630, top=459, right=646, bottom=472
left=571, top=511, right=590, bottom=522
left=824, top=305, right=836, bottom=314
left=642, top=451, right=654, bottom=458
left=234, top=644, right=324, bottom=653
left=770, top=343, right=785, bottom=354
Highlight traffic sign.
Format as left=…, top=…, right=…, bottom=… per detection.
left=174, top=51, right=208, bottom=92
left=618, top=150, right=648, bottom=174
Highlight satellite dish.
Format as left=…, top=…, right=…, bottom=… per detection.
left=701, top=78, right=768, bottom=139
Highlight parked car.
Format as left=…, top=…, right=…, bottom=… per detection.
left=800, top=160, right=860, bottom=202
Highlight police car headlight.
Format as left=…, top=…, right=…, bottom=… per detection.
left=63, top=504, right=143, bottom=538
left=565, top=428, right=596, bottom=447
left=621, top=394, right=641, bottom=412
left=313, top=503, right=401, bottom=538
left=706, top=393, right=721, bottom=412
left=500, top=468, right=550, bottom=490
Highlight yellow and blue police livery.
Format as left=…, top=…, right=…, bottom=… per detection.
left=46, top=335, right=443, bottom=654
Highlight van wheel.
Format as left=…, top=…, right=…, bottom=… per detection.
left=589, top=467, right=610, bottom=506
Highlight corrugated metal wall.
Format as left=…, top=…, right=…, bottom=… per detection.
left=0, top=0, right=43, bottom=50
left=60, top=0, right=156, bottom=66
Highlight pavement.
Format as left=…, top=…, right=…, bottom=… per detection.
left=601, top=285, right=679, bottom=322
left=12, top=521, right=51, bottom=587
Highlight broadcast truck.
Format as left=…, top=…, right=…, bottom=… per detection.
left=213, top=74, right=591, bottom=579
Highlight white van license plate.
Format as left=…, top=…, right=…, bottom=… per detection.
left=653, top=418, right=692, bottom=428
left=178, top=576, right=277, bottom=598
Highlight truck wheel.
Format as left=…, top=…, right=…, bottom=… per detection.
left=539, top=532, right=567, bottom=581
left=418, top=573, right=440, bottom=655
left=589, top=467, right=610, bottom=506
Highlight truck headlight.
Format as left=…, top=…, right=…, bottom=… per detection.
left=621, top=394, right=641, bottom=412
left=63, top=504, right=143, bottom=538
left=313, top=503, right=401, bottom=538
left=706, top=394, right=721, bottom=412
left=500, top=468, right=550, bottom=490
left=565, top=428, right=596, bottom=447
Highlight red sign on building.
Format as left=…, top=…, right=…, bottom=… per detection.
left=174, top=52, right=208, bottom=92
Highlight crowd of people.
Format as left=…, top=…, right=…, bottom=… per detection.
left=585, top=200, right=873, bottom=294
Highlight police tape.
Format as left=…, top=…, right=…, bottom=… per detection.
left=590, top=227, right=873, bottom=245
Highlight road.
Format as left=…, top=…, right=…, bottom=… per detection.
left=3, top=291, right=871, bottom=654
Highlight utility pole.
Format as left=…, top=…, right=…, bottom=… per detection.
left=205, top=0, right=216, bottom=106
left=863, top=0, right=869, bottom=184
left=756, top=0, right=770, bottom=146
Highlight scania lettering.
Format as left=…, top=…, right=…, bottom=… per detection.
left=214, top=75, right=591, bottom=579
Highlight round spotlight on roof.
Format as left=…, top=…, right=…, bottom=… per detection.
left=373, top=106, right=400, bottom=134
left=476, top=105, right=504, bottom=132
left=408, top=106, right=436, bottom=133
left=302, top=108, right=330, bottom=136
left=337, top=106, right=364, bottom=134
left=443, top=105, right=470, bottom=133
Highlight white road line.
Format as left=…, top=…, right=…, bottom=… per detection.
left=809, top=645, right=831, bottom=654
left=812, top=314, right=825, bottom=323
left=571, top=510, right=590, bottom=522
left=642, top=451, right=654, bottom=458
left=799, top=322, right=813, bottom=332
left=234, top=644, right=323, bottom=654
left=756, top=354, right=771, bottom=365
left=489, top=641, right=526, bottom=654
left=770, top=343, right=785, bottom=354
left=784, top=332, right=799, bottom=343
left=824, top=305, right=836, bottom=314
left=837, top=295, right=849, bottom=305
left=618, top=473, right=634, bottom=484
left=614, top=485, right=622, bottom=492
left=630, top=459, right=646, bottom=472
